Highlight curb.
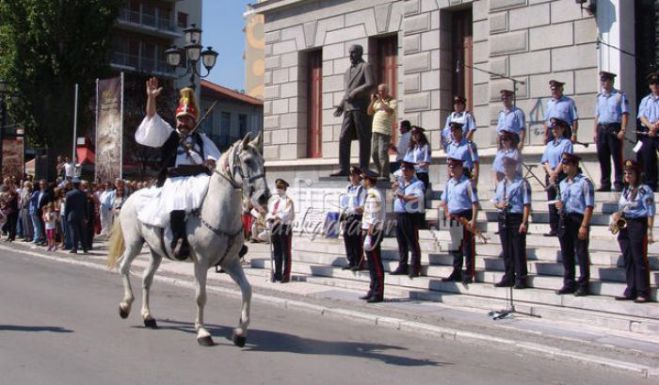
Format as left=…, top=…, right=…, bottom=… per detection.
left=2, top=243, right=657, bottom=379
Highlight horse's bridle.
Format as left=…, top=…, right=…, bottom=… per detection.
left=216, top=141, right=266, bottom=194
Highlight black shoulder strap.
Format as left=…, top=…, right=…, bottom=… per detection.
left=194, top=132, right=205, bottom=160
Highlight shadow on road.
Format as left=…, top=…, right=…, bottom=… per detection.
left=0, top=325, right=73, bottom=333
left=157, top=319, right=446, bottom=367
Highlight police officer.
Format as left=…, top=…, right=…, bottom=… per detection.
left=266, top=178, right=295, bottom=283
left=541, top=118, right=574, bottom=236
left=496, top=89, right=526, bottom=151
left=636, top=72, right=659, bottom=192
left=493, top=156, right=531, bottom=289
left=390, top=161, right=425, bottom=278
left=440, top=157, right=480, bottom=284
left=554, top=153, right=594, bottom=296
left=446, top=122, right=480, bottom=185
left=594, top=71, right=629, bottom=192
left=544, top=80, right=579, bottom=143
left=340, top=166, right=366, bottom=271
left=613, top=160, right=655, bottom=303
left=441, top=96, right=477, bottom=150
left=360, top=169, right=385, bottom=303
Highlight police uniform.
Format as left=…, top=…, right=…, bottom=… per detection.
left=403, top=127, right=431, bottom=189
left=493, top=130, right=522, bottom=181
left=595, top=71, right=629, bottom=192
left=556, top=153, right=594, bottom=295
left=493, top=157, right=531, bottom=288
left=267, top=179, right=295, bottom=283
left=544, top=80, right=579, bottom=142
left=440, top=158, right=480, bottom=283
left=391, top=161, right=425, bottom=278
left=340, top=167, right=366, bottom=270
left=360, top=170, right=385, bottom=302
left=541, top=118, right=574, bottom=236
left=496, top=91, right=526, bottom=145
left=636, top=72, right=659, bottom=191
left=615, top=160, right=655, bottom=302
left=446, top=127, right=479, bottom=179
left=441, top=96, right=477, bottom=150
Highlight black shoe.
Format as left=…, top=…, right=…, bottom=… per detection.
left=614, top=295, right=634, bottom=301
left=408, top=270, right=420, bottom=279
left=494, top=280, right=514, bottom=288
left=514, top=282, right=527, bottom=289
left=359, top=292, right=372, bottom=300
left=366, top=295, right=383, bottom=303
left=574, top=287, right=589, bottom=297
left=442, top=273, right=462, bottom=282
left=543, top=231, right=557, bottom=237
left=82, top=249, right=89, bottom=254
left=390, top=265, right=408, bottom=275
left=239, top=245, right=248, bottom=258
left=462, top=276, right=473, bottom=284
left=172, top=239, right=190, bottom=261
left=596, top=186, right=611, bottom=192
left=556, top=286, right=576, bottom=295
left=329, top=170, right=348, bottom=177
left=69, top=249, right=77, bottom=254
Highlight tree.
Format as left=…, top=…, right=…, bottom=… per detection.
left=0, top=0, right=124, bottom=178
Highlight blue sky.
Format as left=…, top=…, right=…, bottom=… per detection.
left=201, top=0, right=253, bottom=92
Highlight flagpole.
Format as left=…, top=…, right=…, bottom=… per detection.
left=72, top=83, right=78, bottom=161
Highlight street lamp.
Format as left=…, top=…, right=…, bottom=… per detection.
left=165, top=23, right=218, bottom=89
left=0, top=79, right=8, bottom=176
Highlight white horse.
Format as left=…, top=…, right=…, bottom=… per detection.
left=106, top=133, right=270, bottom=347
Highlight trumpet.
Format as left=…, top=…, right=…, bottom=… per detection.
left=609, top=217, right=627, bottom=235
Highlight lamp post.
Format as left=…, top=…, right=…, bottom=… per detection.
left=164, top=23, right=218, bottom=89
left=0, top=79, right=8, bottom=177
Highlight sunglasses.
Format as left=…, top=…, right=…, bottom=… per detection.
left=501, top=137, right=512, bottom=141
left=561, top=159, right=574, bottom=165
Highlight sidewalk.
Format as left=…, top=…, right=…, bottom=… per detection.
left=2, top=238, right=659, bottom=379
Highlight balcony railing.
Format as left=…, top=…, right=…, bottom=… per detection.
left=111, top=52, right=176, bottom=75
left=117, top=8, right=177, bottom=33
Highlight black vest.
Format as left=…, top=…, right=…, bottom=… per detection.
left=157, top=131, right=206, bottom=186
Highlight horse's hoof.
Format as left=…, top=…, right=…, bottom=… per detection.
left=197, top=336, right=214, bottom=347
left=232, top=333, right=246, bottom=348
left=118, top=306, right=129, bottom=319
left=144, top=318, right=158, bottom=329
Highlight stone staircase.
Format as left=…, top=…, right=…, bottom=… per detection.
left=247, top=189, right=659, bottom=335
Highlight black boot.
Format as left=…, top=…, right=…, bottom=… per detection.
left=170, top=211, right=189, bottom=261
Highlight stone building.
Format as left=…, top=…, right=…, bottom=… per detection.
left=247, top=0, right=652, bottom=189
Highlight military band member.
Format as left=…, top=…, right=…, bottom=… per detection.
left=541, top=118, right=574, bottom=237
left=340, top=166, right=366, bottom=271
left=446, top=122, right=480, bottom=185
left=266, top=178, right=295, bottom=283
left=495, top=89, right=526, bottom=150
left=441, top=96, right=477, bottom=150
left=554, top=153, right=594, bottom=296
left=594, top=71, right=629, bottom=192
left=440, top=157, right=480, bottom=284
left=492, top=129, right=521, bottom=187
left=544, top=80, right=579, bottom=143
left=390, top=161, right=425, bottom=278
left=613, top=160, right=655, bottom=303
left=403, top=126, right=431, bottom=189
left=636, top=72, right=659, bottom=192
left=493, top=157, right=531, bottom=289
left=360, top=170, right=385, bottom=303
left=135, top=77, right=221, bottom=260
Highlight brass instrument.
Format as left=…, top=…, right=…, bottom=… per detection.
left=609, top=216, right=627, bottom=235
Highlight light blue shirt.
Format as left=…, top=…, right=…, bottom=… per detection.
left=545, top=96, right=578, bottom=125
left=595, top=89, right=629, bottom=124
left=403, top=144, right=431, bottom=174
left=492, top=148, right=522, bottom=174
left=339, top=183, right=366, bottom=216
left=441, top=111, right=476, bottom=148
left=637, top=93, right=659, bottom=124
left=441, top=174, right=479, bottom=214
left=393, top=177, right=425, bottom=213
left=541, top=138, right=573, bottom=169
left=559, top=174, right=594, bottom=215
left=619, top=184, right=655, bottom=219
left=494, top=176, right=531, bottom=214
left=446, top=139, right=479, bottom=170
left=496, top=107, right=526, bottom=136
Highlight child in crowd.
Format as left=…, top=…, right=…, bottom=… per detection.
left=42, top=202, right=58, bottom=251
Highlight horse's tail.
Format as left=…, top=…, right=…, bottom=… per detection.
left=107, top=217, right=125, bottom=268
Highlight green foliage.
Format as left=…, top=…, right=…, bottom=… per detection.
left=0, top=0, right=125, bottom=150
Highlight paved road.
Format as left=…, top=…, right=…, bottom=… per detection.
left=0, top=250, right=651, bottom=385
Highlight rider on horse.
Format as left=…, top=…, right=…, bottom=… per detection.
left=135, top=77, right=221, bottom=260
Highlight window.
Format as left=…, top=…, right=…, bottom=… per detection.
left=371, top=35, right=398, bottom=145
left=306, top=49, right=322, bottom=158
left=452, top=10, right=473, bottom=111
left=177, top=12, right=188, bottom=28
left=220, top=112, right=232, bottom=150
left=238, top=114, right=247, bottom=138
